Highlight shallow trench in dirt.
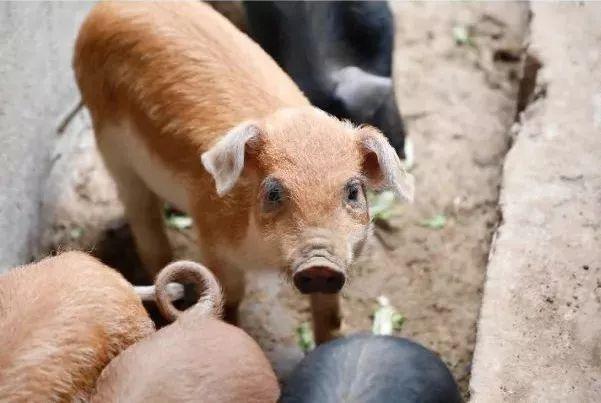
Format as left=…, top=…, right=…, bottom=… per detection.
left=39, top=3, right=530, bottom=398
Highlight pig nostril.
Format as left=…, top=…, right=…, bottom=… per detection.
left=293, top=272, right=317, bottom=294
left=293, top=265, right=346, bottom=294
left=299, top=275, right=312, bottom=285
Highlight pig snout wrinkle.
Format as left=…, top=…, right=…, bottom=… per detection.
left=300, top=239, right=332, bottom=256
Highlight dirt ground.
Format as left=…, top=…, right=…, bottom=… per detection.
left=39, top=2, right=529, bottom=398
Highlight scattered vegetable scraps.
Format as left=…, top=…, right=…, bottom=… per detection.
left=452, top=24, right=474, bottom=46
left=296, top=322, right=315, bottom=353
left=69, top=227, right=83, bottom=240
left=420, top=214, right=447, bottom=230
left=165, top=206, right=193, bottom=230
left=372, top=295, right=405, bottom=336
left=368, top=190, right=397, bottom=222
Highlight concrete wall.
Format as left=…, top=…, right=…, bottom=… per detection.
left=0, top=2, right=92, bottom=271
left=470, top=4, right=601, bottom=401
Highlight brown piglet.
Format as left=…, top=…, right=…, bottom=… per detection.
left=91, top=260, right=280, bottom=403
left=73, top=1, right=414, bottom=343
left=0, top=252, right=155, bottom=402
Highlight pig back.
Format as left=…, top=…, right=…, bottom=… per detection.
left=91, top=317, right=280, bottom=403
left=0, top=251, right=154, bottom=402
left=280, top=333, right=461, bottom=403
left=74, top=1, right=309, bottom=164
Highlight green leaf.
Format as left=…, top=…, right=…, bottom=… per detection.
left=69, top=227, right=83, bottom=240
left=420, top=214, right=447, bottom=230
left=166, top=215, right=193, bottom=230
left=453, top=25, right=474, bottom=46
left=165, top=205, right=193, bottom=230
left=392, top=313, right=405, bottom=331
left=368, top=190, right=397, bottom=222
left=296, top=322, right=315, bottom=353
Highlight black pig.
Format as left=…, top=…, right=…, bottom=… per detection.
left=280, top=334, right=461, bottom=403
left=243, top=1, right=406, bottom=157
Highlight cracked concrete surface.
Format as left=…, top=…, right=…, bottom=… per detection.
left=470, top=4, right=601, bottom=402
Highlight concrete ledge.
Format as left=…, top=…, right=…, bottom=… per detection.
left=470, top=4, right=601, bottom=401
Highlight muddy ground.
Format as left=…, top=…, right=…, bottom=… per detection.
left=39, top=3, right=529, bottom=398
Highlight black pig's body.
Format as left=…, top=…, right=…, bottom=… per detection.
left=243, top=1, right=406, bottom=157
left=281, top=334, right=461, bottom=403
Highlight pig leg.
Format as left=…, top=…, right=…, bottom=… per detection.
left=115, top=174, right=172, bottom=279
left=98, top=138, right=172, bottom=280
left=311, top=293, right=342, bottom=344
left=220, top=266, right=245, bottom=324
left=204, top=257, right=245, bottom=324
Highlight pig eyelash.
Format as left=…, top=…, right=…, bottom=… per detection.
left=345, top=174, right=368, bottom=191
left=354, top=174, right=369, bottom=189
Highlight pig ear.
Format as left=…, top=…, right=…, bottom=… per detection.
left=201, top=121, right=261, bottom=197
left=357, top=126, right=415, bottom=203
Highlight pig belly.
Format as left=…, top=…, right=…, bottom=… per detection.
left=98, top=119, right=189, bottom=213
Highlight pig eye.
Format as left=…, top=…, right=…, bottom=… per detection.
left=347, top=184, right=359, bottom=202
left=262, top=177, right=285, bottom=212
left=267, top=187, right=282, bottom=203
left=344, top=180, right=364, bottom=206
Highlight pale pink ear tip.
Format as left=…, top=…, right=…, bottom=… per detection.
left=215, top=183, right=232, bottom=198
left=200, top=146, right=237, bottom=197
left=200, top=152, right=210, bottom=171
left=396, top=172, right=415, bottom=204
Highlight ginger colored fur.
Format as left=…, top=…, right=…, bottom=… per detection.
left=73, top=1, right=310, bottom=276
left=0, top=252, right=154, bottom=402
left=91, top=261, right=279, bottom=403
left=73, top=2, right=413, bottom=343
left=74, top=1, right=308, bottom=170
left=91, top=317, right=279, bottom=403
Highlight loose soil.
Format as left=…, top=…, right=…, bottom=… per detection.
left=39, top=3, right=529, bottom=398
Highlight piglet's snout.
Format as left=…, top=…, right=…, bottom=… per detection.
left=293, top=256, right=346, bottom=294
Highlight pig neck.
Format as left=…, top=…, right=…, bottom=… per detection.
left=192, top=181, right=280, bottom=272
